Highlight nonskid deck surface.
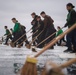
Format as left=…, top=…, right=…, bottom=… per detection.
left=0, top=44, right=76, bottom=75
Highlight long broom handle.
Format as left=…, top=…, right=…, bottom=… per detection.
left=36, top=27, right=64, bottom=47
left=60, top=58, right=76, bottom=69
left=36, top=31, right=56, bottom=47
left=13, top=28, right=32, bottom=44
left=30, top=30, right=44, bottom=45
left=26, top=28, right=32, bottom=34
left=18, top=30, right=38, bottom=46
left=34, top=24, right=76, bottom=57
left=12, top=28, right=32, bottom=44
left=13, top=33, right=26, bottom=44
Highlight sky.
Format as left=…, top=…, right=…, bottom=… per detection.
left=0, top=0, right=76, bottom=37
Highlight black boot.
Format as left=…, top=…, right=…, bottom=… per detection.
left=49, top=46, right=54, bottom=49
left=64, top=48, right=72, bottom=52
left=70, top=50, right=76, bottom=53
left=70, top=47, right=76, bottom=53
left=32, top=48, right=37, bottom=52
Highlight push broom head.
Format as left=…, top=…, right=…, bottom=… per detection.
left=21, top=56, right=38, bottom=75
left=10, top=41, right=15, bottom=47
left=41, top=61, right=64, bottom=75
left=25, top=44, right=31, bottom=49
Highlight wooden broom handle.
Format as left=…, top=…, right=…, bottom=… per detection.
left=18, top=30, right=38, bottom=46
left=13, top=33, right=26, bottom=44
left=36, top=27, right=64, bottom=47
left=15, top=28, right=32, bottom=44
left=30, top=30, right=44, bottom=44
left=26, top=28, right=32, bottom=34
left=34, top=24, right=76, bottom=57
left=60, top=58, right=76, bottom=69
left=36, top=31, right=56, bottom=47
left=11, top=28, right=32, bottom=44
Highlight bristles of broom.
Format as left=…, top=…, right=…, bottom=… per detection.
left=41, top=67, right=64, bottom=75
left=10, top=41, right=15, bottom=47
left=41, top=68, right=47, bottom=75
left=20, top=62, right=28, bottom=75
left=20, top=57, right=38, bottom=75
left=21, top=63, right=38, bottom=75
left=41, top=63, right=64, bottom=75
